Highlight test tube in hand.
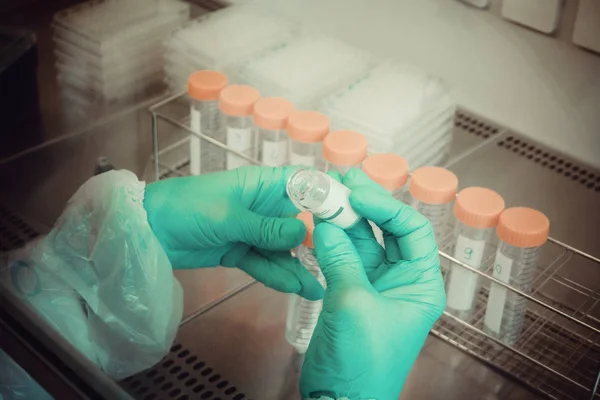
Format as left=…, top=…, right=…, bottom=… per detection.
left=286, top=169, right=361, bottom=229
left=285, top=212, right=326, bottom=354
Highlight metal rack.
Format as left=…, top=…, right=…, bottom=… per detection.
left=435, top=234, right=600, bottom=399
left=149, top=91, right=600, bottom=400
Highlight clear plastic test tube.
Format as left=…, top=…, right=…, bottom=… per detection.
left=407, top=166, right=459, bottom=241
left=285, top=211, right=326, bottom=354
left=286, top=168, right=361, bottom=229
left=362, top=153, right=409, bottom=246
left=323, top=130, right=368, bottom=175
left=253, top=97, right=295, bottom=167
left=445, top=187, right=505, bottom=322
left=187, top=70, right=228, bottom=175
left=287, top=110, right=329, bottom=168
left=218, top=85, right=261, bottom=170
left=483, top=207, right=549, bottom=345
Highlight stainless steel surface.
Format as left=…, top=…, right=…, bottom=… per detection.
left=435, top=115, right=600, bottom=399
left=0, top=101, right=156, bottom=231
left=120, top=342, right=252, bottom=400
left=447, top=115, right=600, bottom=258
left=138, top=103, right=600, bottom=400
left=153, top=282, right=542, bottom=400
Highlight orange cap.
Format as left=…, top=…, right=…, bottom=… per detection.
left=322, top=130, right=368, bottom=166
left=362, top=154, right=409, bottom=192
left=188, top=70, right=228, bottom=101
left=409, top=166, right=458, bottom=205
left=454, top=187, right=505, bottom=229
left=287, top=110, right=329, bottom=143
left=218, top=85, right=261, bottom=117
left=253, top=97, right=295, bottom=130
left=296, top=211, right=315, bottom=248
left=497, top=207, right=549, bottom=248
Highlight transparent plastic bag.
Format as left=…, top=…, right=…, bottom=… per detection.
left=0, top=349, right=54, bottom=400
left=0, top=170, right=183, bottom=379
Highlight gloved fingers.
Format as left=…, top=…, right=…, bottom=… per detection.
left=342, top=167, right=390, bottom=193
left=220, top=242, right=251, bottom=268
left=346, top=169, right=437, bottom=262
left=255, top=248, right=325, bottom=300
left=314, top=215, right=384, bottom=274
left=382, top=231, right=401, bottom=262
left=326, top=169, right=343, bottom=182
left=349, top=219, right=386, bottom=273
left=317, top=170, right=385, bottom=273
left=226, top=207, right=306, bottom=251
left=313, top=223, right=371, bottom=290
left=237, top=248, right=324, bottom=300
left=372, top=258, right=446, bottom=320
left=236, top=166, right=301, bottom=217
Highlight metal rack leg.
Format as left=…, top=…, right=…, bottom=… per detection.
left=152, top=111, right=159, bottom=181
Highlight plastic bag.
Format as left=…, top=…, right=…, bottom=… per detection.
left=0, top=170, right=183, bottom=379
left=0, top=349, right=54, bottom=400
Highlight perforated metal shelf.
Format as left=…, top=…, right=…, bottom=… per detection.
left=121, top=343, right=250, bottom=400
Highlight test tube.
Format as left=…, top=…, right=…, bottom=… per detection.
left=287, top=110, right=329, bottom=168
left=445, top=187, right=505, bottom=322
left=188, top=70, right=228, bottom=175
left=362, top=153, right=410, bottom=246
left=407, top=166, right=459, bottom=241
left=219, top=85, right=261, bottom=170
left=253, top=97, right=295, bottom=167
left=285, top=211, right=326, bottom=354
left=286, top=168, right=361, bottom=229
left=323, top=130, right=368, bottom=175
left=483, top=207, right=549, bottom=345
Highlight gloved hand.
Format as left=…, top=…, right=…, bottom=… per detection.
left=144, top=166, right=324, bottom=300
left=300, top=168, right=446, bottom=400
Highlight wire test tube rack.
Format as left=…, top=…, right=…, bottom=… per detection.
left=148, top=92, right=600, bottom=400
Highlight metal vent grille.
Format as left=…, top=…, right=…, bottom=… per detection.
left=121, top=344, right=250, bottom=400
left=454, top=111, right=501, bottom=139
left=0, top=204, right=39, bottom=252
left=497, top=136, right=600, bottom=192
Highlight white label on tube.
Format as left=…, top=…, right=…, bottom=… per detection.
left=370, top=220, right=385, bottom=247
left=226, top=127, right=252, bottom=170
left=484, top=250, right=514, bottom=334
left=310, top=176, right=361, bottom=229
left=290, top=152, right=315, bottom=167
left=262, top=140, right=288, bottom=167
left=190, top=107, right=201, bottom=175
left=446, top=234, right=486, bottom=311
